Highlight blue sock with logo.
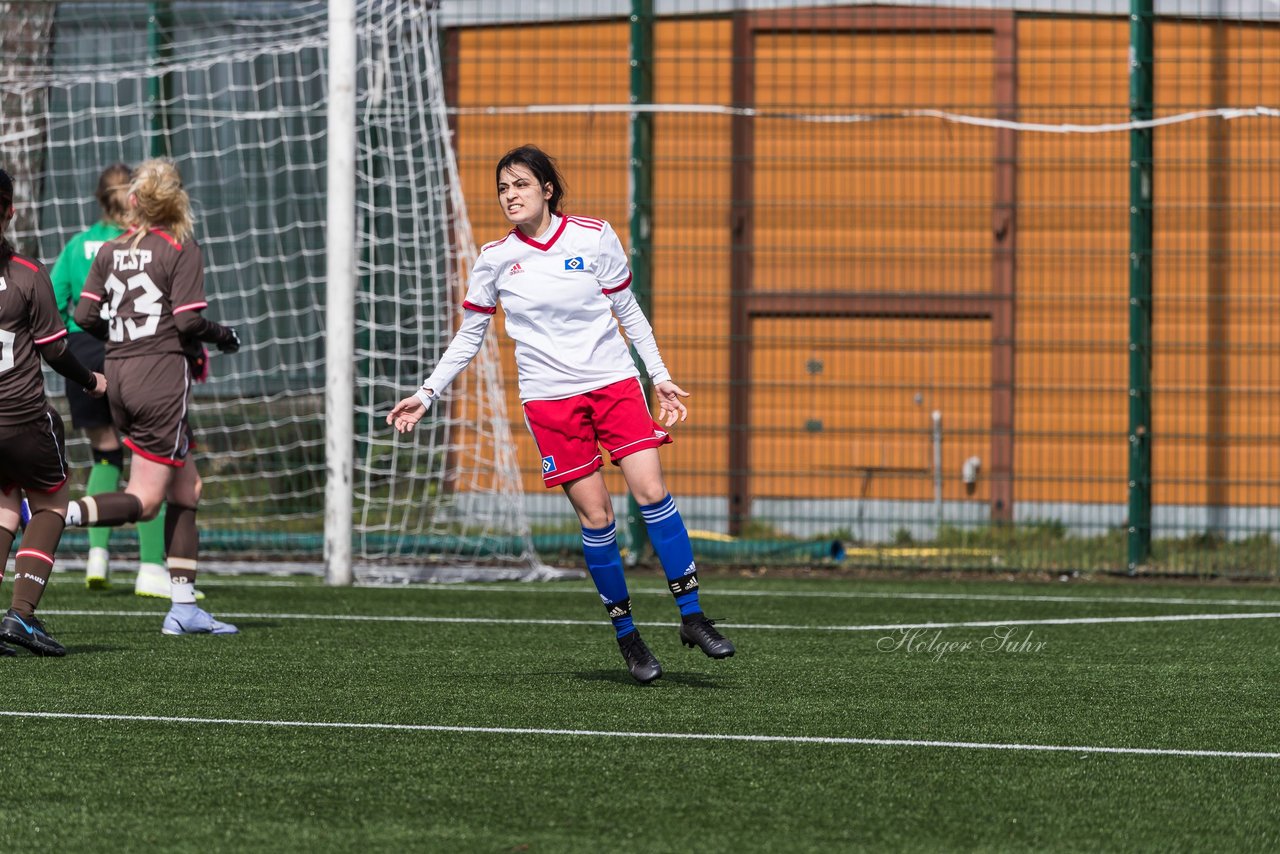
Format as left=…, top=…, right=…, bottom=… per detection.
left=640, top=494, right=701, bottom=616
left=581, top=522, right=635, bottom=638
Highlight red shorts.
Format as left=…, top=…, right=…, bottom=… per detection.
left=522, top=378, right=673, bottom=488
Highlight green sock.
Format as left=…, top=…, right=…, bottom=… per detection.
left=137, top=502, right=166, bottom=566
left=85, top=460, right=122, bottom=551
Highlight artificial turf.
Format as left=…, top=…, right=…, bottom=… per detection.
left=5, top=571, right=1279, bottom=852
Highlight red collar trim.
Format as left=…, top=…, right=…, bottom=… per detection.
left=119, top=226, right=182, bottom=251
left=512, top=216, right=567, bottom=251
left=151, top=228, right=183, bottom=251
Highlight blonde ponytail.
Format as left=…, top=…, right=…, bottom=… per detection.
left=127, top=158, right=194, bottom=245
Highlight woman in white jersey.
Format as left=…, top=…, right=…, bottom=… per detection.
left=389, top=145, right=735, bottom=683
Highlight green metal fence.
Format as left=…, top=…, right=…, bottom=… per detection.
left=444, top=0, right=1279, bottom=577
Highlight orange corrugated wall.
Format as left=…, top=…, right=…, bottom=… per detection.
left=450, top=15, right=1278, bottom=511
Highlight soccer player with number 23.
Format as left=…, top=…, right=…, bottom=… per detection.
left=389, top=146, right=735, bottom=683
left=61, top=158, right=242, bottom=637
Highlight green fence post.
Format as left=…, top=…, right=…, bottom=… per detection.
left=1127, top=0, right=1154, bottom=571
left=625, top=0, right=654, bottom=564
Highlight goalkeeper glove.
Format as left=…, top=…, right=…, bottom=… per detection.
left=181, top=336, right=210, bottom=383
left=217, top=327, right=241, bottom=353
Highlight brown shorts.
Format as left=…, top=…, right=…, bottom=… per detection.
left=0, top=406, right=69, bottom=495
left=106, top=353, right=195, bottom=467
left=65, top=331, right=113, bottom=430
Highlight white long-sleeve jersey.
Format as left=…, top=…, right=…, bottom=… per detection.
left=418, top=214, right=670, bottom=404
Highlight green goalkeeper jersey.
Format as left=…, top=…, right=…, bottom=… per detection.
left=50, top=220, right=126, bottom=333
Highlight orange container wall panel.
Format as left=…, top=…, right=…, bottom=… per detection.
left=647, top=19, right=736, bottom=500
left=1018, top=17, right=1128, bottom=110
left=651, top=54, right=734, bottom=496
left=756, top=32, right=995, bottom=110
left=457, top=22, right=629, bottom=107
left=750, top=318, right=990, bottom=501
left=1144, top=21, right=1280, bottom=509
left=1015, top=389, right=1127, bottom=437
left=752, top=30, right=994, bottom=296
left=1017, top=15, right=1128, bottom=313
left=1153, top=440, right=1280, bottom=501
left=1017, top=437, right=1128, bottom=504
left=654, top=18, right=733, bottom=104
left=1015, top=17, right=1132, bottom=510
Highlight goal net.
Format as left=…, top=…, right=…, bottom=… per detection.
left=2, top=0, right=545, bottom=580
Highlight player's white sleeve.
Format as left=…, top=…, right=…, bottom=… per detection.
left=595, top=221, right=632, bottom=292
left=418, top=255, right=498, bottom=400
left=597, top=221, right=671, bottom=384
left=606, top=286, right=670, bottom=386
left=417, top=310, right=492, bottom=402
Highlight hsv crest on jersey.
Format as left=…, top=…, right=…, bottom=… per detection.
left=564, top=256, right=585, bottom=271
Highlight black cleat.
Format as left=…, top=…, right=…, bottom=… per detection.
left=0, top=609, right=67, bottom=657
left=617, top=630, right=663, bottom=684
left=680, top=613, right=735, bottom=659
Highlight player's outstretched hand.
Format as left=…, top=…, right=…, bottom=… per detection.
left=387, top=395, right=430, bottom=434
left=86, top=372, right=108, bottom=398
left=654, top=380, right=689, bottom=427
left=217, top=327, right=241, bottom=354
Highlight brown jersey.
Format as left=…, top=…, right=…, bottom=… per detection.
left=80, top=228, right=207, bottom=359
left=0, top=254, right=69, bottom=426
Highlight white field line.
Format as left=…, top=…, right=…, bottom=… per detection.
left=46, top=576, right=308, bottom=588
left=0, top=710, right=1275, bottom=760
left=47, top=574, right=1280, bottom=609
left=427, top=584, right=1280, bottom=609
left=37, top=608, right=1280, bottom=632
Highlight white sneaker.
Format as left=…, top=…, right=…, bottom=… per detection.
left=162, top=604, right=238, bottom=636
left=134, top=562, right=205, bottom=600
left=85, top=547, right=111, bottom=590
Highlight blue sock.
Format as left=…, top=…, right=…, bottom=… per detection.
left=640, top=494, right=701, bottom=617
left=582, top=522, right=635, bottom=638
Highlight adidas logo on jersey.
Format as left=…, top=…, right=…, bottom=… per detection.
left=509, top=262, right=525, bottom=276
